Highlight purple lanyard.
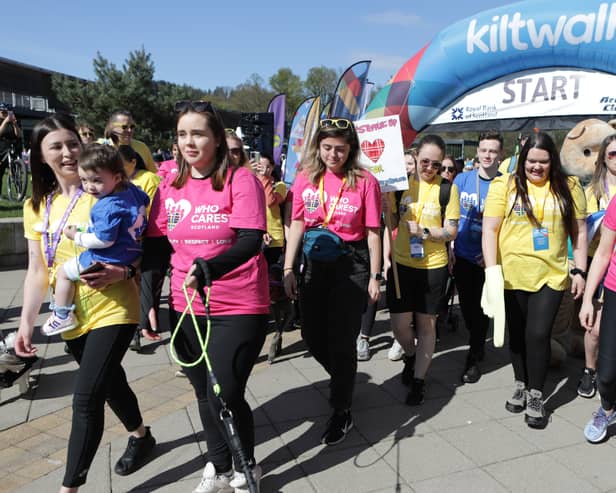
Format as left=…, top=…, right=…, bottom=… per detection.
left=42, top=189, right=83, bottom=268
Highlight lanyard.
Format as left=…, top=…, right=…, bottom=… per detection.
left=42, top=188, right=84, bottom=269
left=476, top=172, right=483, bottom=215
left=319, top=174, right=346, bottom=228
left=529, top=182, right=549, bottom=225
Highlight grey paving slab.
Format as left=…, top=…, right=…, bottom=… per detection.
left=410, top=468, right=508, bottom=493
left=297, top=444, right=400, bottom=493
left=248, top=360, right=312, bottom=399
left=353, top=404, right=434, bottom=443
left=484, top=453, right=601, bottom=493
left=260, top=457, right=317, bottom=492
left=548, top=442, right=616, bottom=491
left=372, top=431, right=476, bottom=484
left=500, top=413, right=583, bottom=452
left=110, top=408, right=203, bottom=492
left=258, top=388, right=330, bottom=424
left=438, top=420, right=540, bottom=466
left=420, top=395, right=492, bottom=431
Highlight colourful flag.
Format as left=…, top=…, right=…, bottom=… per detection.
left=303, top=96, right=321, bottom=155
left=283, top=97, right=316, bottom=185
left=358, top=82, right=374, bottom=118
left=320, top=100, right=331, bottom=121
left=329, top=60, right=371, bottom=121
left=267, top=93, right=286, bottom=166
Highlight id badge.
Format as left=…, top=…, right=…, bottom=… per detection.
left=410, top=236, right=424, bottom=258
left=532, top=227, right=549, bottom=251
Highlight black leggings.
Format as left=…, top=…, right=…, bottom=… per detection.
left=504, top=286, right=563, bottom=392
left=300, top=248, right=369, bottom=410
left=454, top=256, right=489, bottom=357
left=63, top=324, right=143, bottom=487
left=598, top=287, right=616, bottom=410
left=171, top=311, right=267, bottom=473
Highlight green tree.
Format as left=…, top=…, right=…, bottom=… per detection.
left=269, top=68, right=303, bottom=119
left=228, top=74, right=274, bottom=113
left=304, top=66, right=338, bottom=102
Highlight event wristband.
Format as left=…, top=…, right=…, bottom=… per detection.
left=370, top=272, right=383, bottom=281
left=570, top=268, right=587, bottom=280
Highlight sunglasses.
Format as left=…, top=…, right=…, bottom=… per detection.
left=440, top=166, right=455, bottom=173
left=228, top=147, right=243, bottom=155
left=112, top=124, right=136, bottom=131
left=607, top=150, right=616, bottom=160
left=175, top=100, right=216, bottom=114
left=419, top=158, right=442, bottom=169
left=80, top=132, right=94, bottom=138
left=320, top=118, right=352, bottom=130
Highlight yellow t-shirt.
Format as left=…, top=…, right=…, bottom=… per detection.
left=584, top=184, right=616, bottom=256
left=23, top=193, right=139, bottom=340
left=267, top=181, right=287, bottom=248
left=131, top=139, right=157, bottom=173
left=131, top=169, right=161, bottom=216
left=393, top=176, right=460, bottom=269
left=484, top=174, right=586, bottom=292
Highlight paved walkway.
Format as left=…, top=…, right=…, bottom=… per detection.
left=1, top=267, right=615, bottom=492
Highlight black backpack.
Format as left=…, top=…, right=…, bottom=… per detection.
left=394, top=179, right=452, bottom=222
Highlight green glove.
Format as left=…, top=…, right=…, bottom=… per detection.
left=481, top=265, right=505, bottom=348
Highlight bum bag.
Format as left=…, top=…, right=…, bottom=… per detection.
left=302, top=227, right=349, bottom=262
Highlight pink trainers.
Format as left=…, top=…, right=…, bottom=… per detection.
left=41, top=312, right=77, bottom=336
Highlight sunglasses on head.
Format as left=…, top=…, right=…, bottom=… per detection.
left=441, top=166, right=455, bottom=173
left=174, top=100, right=216, bottom=114
left=112, top=124, right=135, bottom=131
left=225, top=128, right=238, bottom=136
left=607, top=150, right=616, bottom=160
left=320, top=118, right=352, bottom=130
left=419, top=158, right=442, bottom=169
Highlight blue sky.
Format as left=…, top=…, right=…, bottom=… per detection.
left=6, top=1, right=514, bottom=91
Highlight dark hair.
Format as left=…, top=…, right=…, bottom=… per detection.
left=303, top=119, right=364, bottom=188
left=104, top=109, right=134, bottom=142
left=29, top=114, right=81, bottom=213
left=79, top=144, right=128, bottom=184
left=172, top=108, right=232, bottom=191
left=589, top=134, right=616, bottom=206
left=478, top=130, right=503, bottom=149
left=108, top=109, right=133, bottom=122
left=416, top=134, right=446, bottom=156
left=260, top=153, right=274, bottom=166
left=510, top=131, right=577, bottom=239
left=226, top=133, right=248, bottom=166
left=118, top=144, right=146, bottom=170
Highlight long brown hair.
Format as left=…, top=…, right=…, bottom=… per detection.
left=302, top=119, right=365, bottom=189
left=29, top=114, right=81, bottom=213
left=509, top=131, right=577, bottom=239
left=589, top=133, right=616, bottom=208
left=172, top=109, right=232, bottom=191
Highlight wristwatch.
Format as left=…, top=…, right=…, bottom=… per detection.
left=570, top=267, right=587, bottom=280
left=422, top=228, right=430, bottom=240
left=370, top=272, right=384, bottom=281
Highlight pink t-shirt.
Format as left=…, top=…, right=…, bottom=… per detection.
left=602, top=196, right=616, bottom=291
left=291, top=169, right=382, bottom=241
left=148, top=166, right=270, bottom=316
left=157, top=159, right=178, bottom=183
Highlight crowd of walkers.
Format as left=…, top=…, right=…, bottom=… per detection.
left=6, top=103, right=616, bottom=492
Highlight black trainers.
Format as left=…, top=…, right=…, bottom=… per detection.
left=405, top=378, right=425, bottom=406
left=461, top=353, right=481, bottom=384
left=577, top=367, right=597, bottom=398
left=129, top=331, right=141, bottom=352
left=401, top=354, right=416, bottom=386
left=321, top=410, right=353, bottom=445
left=525, top=389, right=548, bottom=429
left=268, top=332, right=282, bottom=363
left=114, top=426, right=156, bottom=475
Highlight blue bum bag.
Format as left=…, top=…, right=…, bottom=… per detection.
left=302, top=227, right=349, bottom=262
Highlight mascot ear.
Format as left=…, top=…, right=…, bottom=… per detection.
left=567, top=125, right=587, bottom=141
left=609, top=119, right=616, bottom=130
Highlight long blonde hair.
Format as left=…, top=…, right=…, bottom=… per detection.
left=301, top=123, right=364, bottom=189
left=589, top=134, right=616, bottom=208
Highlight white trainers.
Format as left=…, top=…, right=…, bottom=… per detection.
left=41, top=312, right=77, bottom=336
left=0, top=352, right=26, bottom=373
left=229, top=464, right=262, bottom=492
left=193, top=462, right=233, bottom=493
left=388, top=340, right=404, bottom=361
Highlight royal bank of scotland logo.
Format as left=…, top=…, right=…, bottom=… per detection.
left=451, top=107, right=464, bottom=121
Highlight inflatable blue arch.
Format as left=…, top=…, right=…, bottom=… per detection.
left=365, top=0, right=616, bottom=144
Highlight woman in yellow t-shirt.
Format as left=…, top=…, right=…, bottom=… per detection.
left=385, top=134, right=460, bottom=406
left=13, top=115, right=155, bottom=491
left=577, top=134, right=616, bottom=398
left=482, top=131, right=587, bottom=429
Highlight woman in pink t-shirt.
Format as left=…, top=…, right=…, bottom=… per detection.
left=580, top=159, right=616, bottom=444
left=283, top=117, right=382, bottom=446
left=143, top=101, right=268, bottom=491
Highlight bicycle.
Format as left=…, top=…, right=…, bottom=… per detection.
left=2, top=146, right=28, bottom=202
